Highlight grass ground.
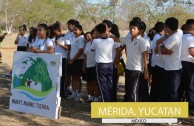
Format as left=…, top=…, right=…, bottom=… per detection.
left=0, top=33, right=194, bottom=126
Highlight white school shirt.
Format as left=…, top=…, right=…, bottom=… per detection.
left=151, top=34, right=165, bottom=68
left=120, top=35, right=147, bottom=72
left=91, top=38, right=118, bottom=63
left=70, top=35, right=85, bottom=60
left=84, top=42, right=96, bottom=68
left=142, top=34, right=151, bottom=53
left=181, top=34, right=194, bottom=63
left=54, top=35, right=70, bottom=58
left=28, top=36, right=38, bottom=47
left=32, top=37, right=54, bottom=51
left=64, top=31, right=75, bottom=41
left=163, top=29, right=183, bottom=70
left=17, top=34, right=29, bottom=47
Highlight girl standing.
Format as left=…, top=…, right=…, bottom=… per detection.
left=67, top=24, right=85, bottom=102
left=32, top=24, right=54, bottom=54
left=15, top=24, right=29, bottom=51
left=83, top=31, right=100, bottom=103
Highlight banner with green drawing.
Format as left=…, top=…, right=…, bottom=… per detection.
left=9, top=51, right=62, bottom=119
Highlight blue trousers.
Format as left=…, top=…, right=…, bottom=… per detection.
left=96, top=63, right=113, bottom=102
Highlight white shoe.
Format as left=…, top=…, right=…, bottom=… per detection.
left=67, top=94, right=76, bottom=100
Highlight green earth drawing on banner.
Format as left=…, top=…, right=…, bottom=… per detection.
left=13, top=56, right=56, bottom=98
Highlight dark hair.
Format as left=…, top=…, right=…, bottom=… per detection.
left=19, top=24, right=27, bottom=31
left=181, top=24, right=192, bottom=31
left=55, top=21, right=63, bottom=30
left=132, top=17, right=141, bottom=22
left=148, top=28, right=156, bottom=41
left=37, top=23, right=49, bottom=37
left=165, top=17, right=178, bottom=31
left=140, top=21, right=146, bottom=33
left=75, top=20, right=80, bottom=25
left=154, top=22, right=165, bottom=33
left=48, top=24, right=55, bottom=38
left=110, top=24, right=120, bottom=38
left=186, top=19, right=194, bottom=25
left=52, top=22, right=61, bottom=31
left=91, top=29, right=96, bottom=35
left=74, top=24, right=84, bottom=35
left=67, top=19, right=78, bottom=25
left=102, top=20, right=113, bottom=29
left=96, top=23, right=107, bottom=34
left=129, top=20, right=141, bottom=29
left=84, top=32, right=91, bottom=38
left=28, top=27, right=37, bottom=43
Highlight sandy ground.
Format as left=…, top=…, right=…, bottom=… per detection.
left=0, top=33, right=194, bottom=126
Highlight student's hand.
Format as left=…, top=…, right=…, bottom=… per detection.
left=144, top=70, right=149, bottom=80
left=33, top=47, right=41, bottom=53
left=113, top=60, right=118, bottom=66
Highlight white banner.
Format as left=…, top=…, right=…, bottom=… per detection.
left=9, top=51, right=62, bottom=119
left=102, top=118, right=178, bottom=123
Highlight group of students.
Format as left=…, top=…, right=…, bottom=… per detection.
left=4, top=17, right=194, bottom=115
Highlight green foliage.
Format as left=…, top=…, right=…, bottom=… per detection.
left=21, top=57, right=52, bottom=92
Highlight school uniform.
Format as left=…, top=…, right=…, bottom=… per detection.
left=91, top=37, right=118, bottom=102
left=180, top=33, right=194, bottom=111
left=17, top=34, right=29, bottom=51
left=31, top=37, right=54, bottom=51
left=150, top=34, right=165, bottom=102
left=68, top=35, right=85, bottom=76
left=161, top=30, right=183, bottom=102
left=120, top=35, right=147, bottom=102
left=84, top=42, right=96, bottom=81
left=55, top=34, right=71, bottom=96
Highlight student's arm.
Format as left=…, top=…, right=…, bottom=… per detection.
left=67, top=46, right=71, bottom=64
left=154, top=35, right=168, bottom=54
left=33, top=46, right=54, bottom=54
left=71, top=49, right=83, bottom=64
left=71, top=38, right=84, bottom=64
left=15, top=35, right=19, bottom=45
left=113, top=47, right=121, bottom=65
left=82, top=53, right=87, bottom=73
left=110, top=35, right=120, bottom=42
left=143, top=51, right=149, bottom=80
left=140, top=40, right=149, bottom=80
left=56, top=40, right=70, bottom=50
left=160, top=35, right=177, bottom=55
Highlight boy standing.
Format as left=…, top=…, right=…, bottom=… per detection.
left=120, top=20, right=148, bottom=102
left=91, top=23, right=120, bottom=102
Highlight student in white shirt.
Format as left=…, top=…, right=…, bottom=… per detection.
left=52, top=22, right=71, bottom=98
left=91, top=23, right=120, bottom=102
left=15, top=24, right=29, bottom=51
left=139, top=21, right=150, bottom=101
left=180, top=21, right=194, bottom=115
left=157, top=17, right=183, bottom=102
left=32, top=24, right=54, bottom=54
left=150, top=22, right=165, bottom=102
left=120, top=20, right=148, bottom=102
left=67, top=24, right=85, bottom=101
left=27, top=27, right=37, bottom=52
left=103, top=20, right=121, bottom=102
left=83, top=31, right=100, bottom=103
left=64, top=19, right=77, bottom=97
